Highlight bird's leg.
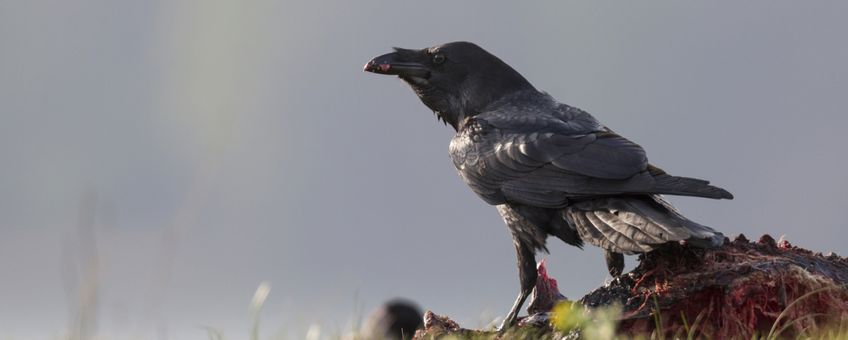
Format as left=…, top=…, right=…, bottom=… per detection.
left=498, top=240, right=537, bottom=331
left=604, top=250, right=625, bottom=277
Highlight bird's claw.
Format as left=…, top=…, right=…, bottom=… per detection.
left=496, top=316, right=516, bottom=333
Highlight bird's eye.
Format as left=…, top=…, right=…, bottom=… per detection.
left=432, top=53, right=446, bottom=65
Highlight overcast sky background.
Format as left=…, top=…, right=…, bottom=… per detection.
left=2, top=1, right=847, bottom=339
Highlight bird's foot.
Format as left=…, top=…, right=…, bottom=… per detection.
left=496, top=315, right=516, bottom=333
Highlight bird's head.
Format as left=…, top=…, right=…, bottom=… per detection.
left=365, top=41, right=535, bottom=130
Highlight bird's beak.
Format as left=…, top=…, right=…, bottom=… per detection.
left=364, top=52, right=430, bottom=79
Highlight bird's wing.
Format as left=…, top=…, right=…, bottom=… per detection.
left=483, top=108, right=648, bottom=179
left=452, top=108, right=651, bottom=208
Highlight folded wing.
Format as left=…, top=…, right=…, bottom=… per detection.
left=451, top=108, right=732, bottom=208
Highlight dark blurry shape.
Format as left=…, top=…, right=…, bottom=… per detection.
left=365, top=41, right=733, bottom=329
left=526, top=260, right=567, bottom=315
left=361, top=299, right=423, bottom=340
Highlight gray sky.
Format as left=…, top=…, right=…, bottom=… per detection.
left=2, top=1, right=847, bottom=338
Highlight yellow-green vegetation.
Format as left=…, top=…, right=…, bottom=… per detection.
left=551, top=300, right=621, bottom=340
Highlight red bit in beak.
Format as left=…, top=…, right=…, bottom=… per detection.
left=363, top=61, right=392, bottom=73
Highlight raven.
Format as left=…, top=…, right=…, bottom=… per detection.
left=364, top=41, right=732, bottom=330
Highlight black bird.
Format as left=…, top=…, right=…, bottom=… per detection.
left=364, top=41, right=732, bottom=330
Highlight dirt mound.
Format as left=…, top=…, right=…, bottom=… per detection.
left=583, top=234, right=848, bottom=338
left=412, top=235, right=848, bottom=339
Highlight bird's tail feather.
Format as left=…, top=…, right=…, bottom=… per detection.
left=563, top=195, right=724, bottom=255
left=652, top=174, right=734, bottom=200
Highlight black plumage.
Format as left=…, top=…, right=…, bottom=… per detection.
left=364, top=41, right=732, bottom=330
